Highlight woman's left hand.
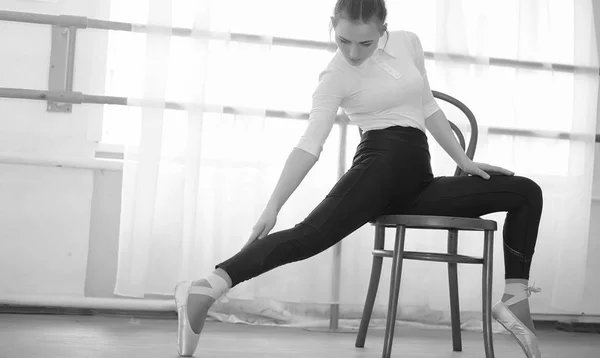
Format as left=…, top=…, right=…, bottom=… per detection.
left=459, top=160, right=514, bottom=180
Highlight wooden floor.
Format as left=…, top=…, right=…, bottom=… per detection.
left=1, top=314, right=598, bottom=357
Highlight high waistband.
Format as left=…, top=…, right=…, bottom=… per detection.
left=351, top=125, right=433, bottom=180
left=358, top=125, right=429, bottom=151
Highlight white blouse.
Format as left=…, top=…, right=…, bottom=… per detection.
left=295, top=30, right=440, bottom=159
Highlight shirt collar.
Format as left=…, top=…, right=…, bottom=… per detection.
left=378, top=34, right=397, bottom=59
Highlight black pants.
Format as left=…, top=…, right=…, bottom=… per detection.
left=217, top=126, right=543, bottom=287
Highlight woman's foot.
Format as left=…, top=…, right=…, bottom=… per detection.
left=501, top=293, right=536, bottom=334
left=174, top=281, right=200, bottom=357
left=186, top=278, right=224, bottom=333
left=492, top=280, right=542, bottom=357
left=175, top=271, right=231, bottom=356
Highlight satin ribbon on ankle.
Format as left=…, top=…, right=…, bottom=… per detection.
left=504, top=283, right=541, bottom=306
left=526, top=284, right=541, bottom=296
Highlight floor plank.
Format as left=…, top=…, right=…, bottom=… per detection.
left=0, top=314, right=598, bottom=357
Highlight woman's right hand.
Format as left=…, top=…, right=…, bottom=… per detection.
left=243, top=207, right=278, bottom=248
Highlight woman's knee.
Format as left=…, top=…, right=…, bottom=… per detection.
left=512, top=175, right=543, bottom=209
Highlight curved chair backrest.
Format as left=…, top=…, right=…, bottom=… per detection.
left=358, top=90, right=478, bottom=177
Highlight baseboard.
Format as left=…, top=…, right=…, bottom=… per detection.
left=3, top=305, right=599, bottom=333
left=0, top=304, right=177, bottom=320
left=0, top=294, right=175, bottom=320
left=553, top=321, right=600, bottom=333
left=1, top=295, right=599, bottom=334
left=0, top=294, right=174, bottom=311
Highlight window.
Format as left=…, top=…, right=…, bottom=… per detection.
left=101, top=0, right=594, bottom=178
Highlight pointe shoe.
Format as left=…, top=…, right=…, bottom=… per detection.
left=175, top=276, right=228, bottom=357
left=492, top=284, right=542, bottom=358
left=175, top=281, right=200, bottom=357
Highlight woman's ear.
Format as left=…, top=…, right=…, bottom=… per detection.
left=330, top=16, right=338, bottom=28
left=381, top=22, right=388, bottom=35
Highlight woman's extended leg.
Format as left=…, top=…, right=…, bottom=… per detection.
left=184, top=158, right=403, bottom=338
left=176, top=158, right=400, bottom=354
left=175, top=126, right=433, bottom=356
left=216, top=158, right=398, bottom=287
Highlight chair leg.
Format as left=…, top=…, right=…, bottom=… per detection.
left=482, top=230, right=495, bottom=358
left=356, top=224, right=386, bottom=348
left=383, top=225, right=406, bottom=358
left=447, top=229, right=462, bottom=352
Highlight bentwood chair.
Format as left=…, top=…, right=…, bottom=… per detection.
left=355, top=91, right=497, bottom=358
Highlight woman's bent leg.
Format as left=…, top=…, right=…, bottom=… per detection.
left=395, top=174, right=543, bottom=280
left=393, top=173, right=543, bottom=341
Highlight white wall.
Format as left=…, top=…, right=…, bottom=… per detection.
left=581, top=0, right=600, bottom=316
left=84, top=169, right=121, bottom=298
left=0, top=0, right=109, bottom=297
left=585, top=158, right=600, bottom=314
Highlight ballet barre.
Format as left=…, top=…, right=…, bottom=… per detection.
left=0, top=10, right=595, bottom=74
left=1, top=87, right=595, bottom=144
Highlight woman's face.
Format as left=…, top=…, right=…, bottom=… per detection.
left=333, top=17, right=384, bottom=66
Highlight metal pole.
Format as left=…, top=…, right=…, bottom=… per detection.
left=66, top=26, right=77, bottom=92
left=328, top=121, right=348, bottom=330
left=87, top=18, right=133, bottom=32
left=1, top=87, right=596, bottom=142
left=304, top=119, right=355, bottom=334
left=1, top=10, right=594, bottom=73
left=0, top=88, right=316, bottom=120
left=0, top=10, right=335, bottom=52
left=0, top=10, right=60, bottom=26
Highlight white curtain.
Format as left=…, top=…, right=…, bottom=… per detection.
left=104, top=0, right=598, bottom=329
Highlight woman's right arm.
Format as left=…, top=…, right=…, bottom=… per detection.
left=266, top=67, right=345, bottom=213
left=244, top=68, right=345, bottom=245
left=264, top=147, right=319, bottom=214
left=244, top=148, right=318, bottom=247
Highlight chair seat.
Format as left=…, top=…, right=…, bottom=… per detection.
left=371, top=214, right=497, bottom=231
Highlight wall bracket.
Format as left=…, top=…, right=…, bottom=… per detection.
left=47, top=25, right=77, bottom=113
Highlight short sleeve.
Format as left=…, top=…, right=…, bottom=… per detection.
left=294, top=68, right=346, bottom=159
left=408, top=32, right=441, bottom=118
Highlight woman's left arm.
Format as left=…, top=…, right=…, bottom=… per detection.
left=409, top=31, right=513, bottom=180
left=425, top=110, right=514, bottom=180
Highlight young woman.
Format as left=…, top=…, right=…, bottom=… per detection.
left=175, top=1, right=543, bottom=357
